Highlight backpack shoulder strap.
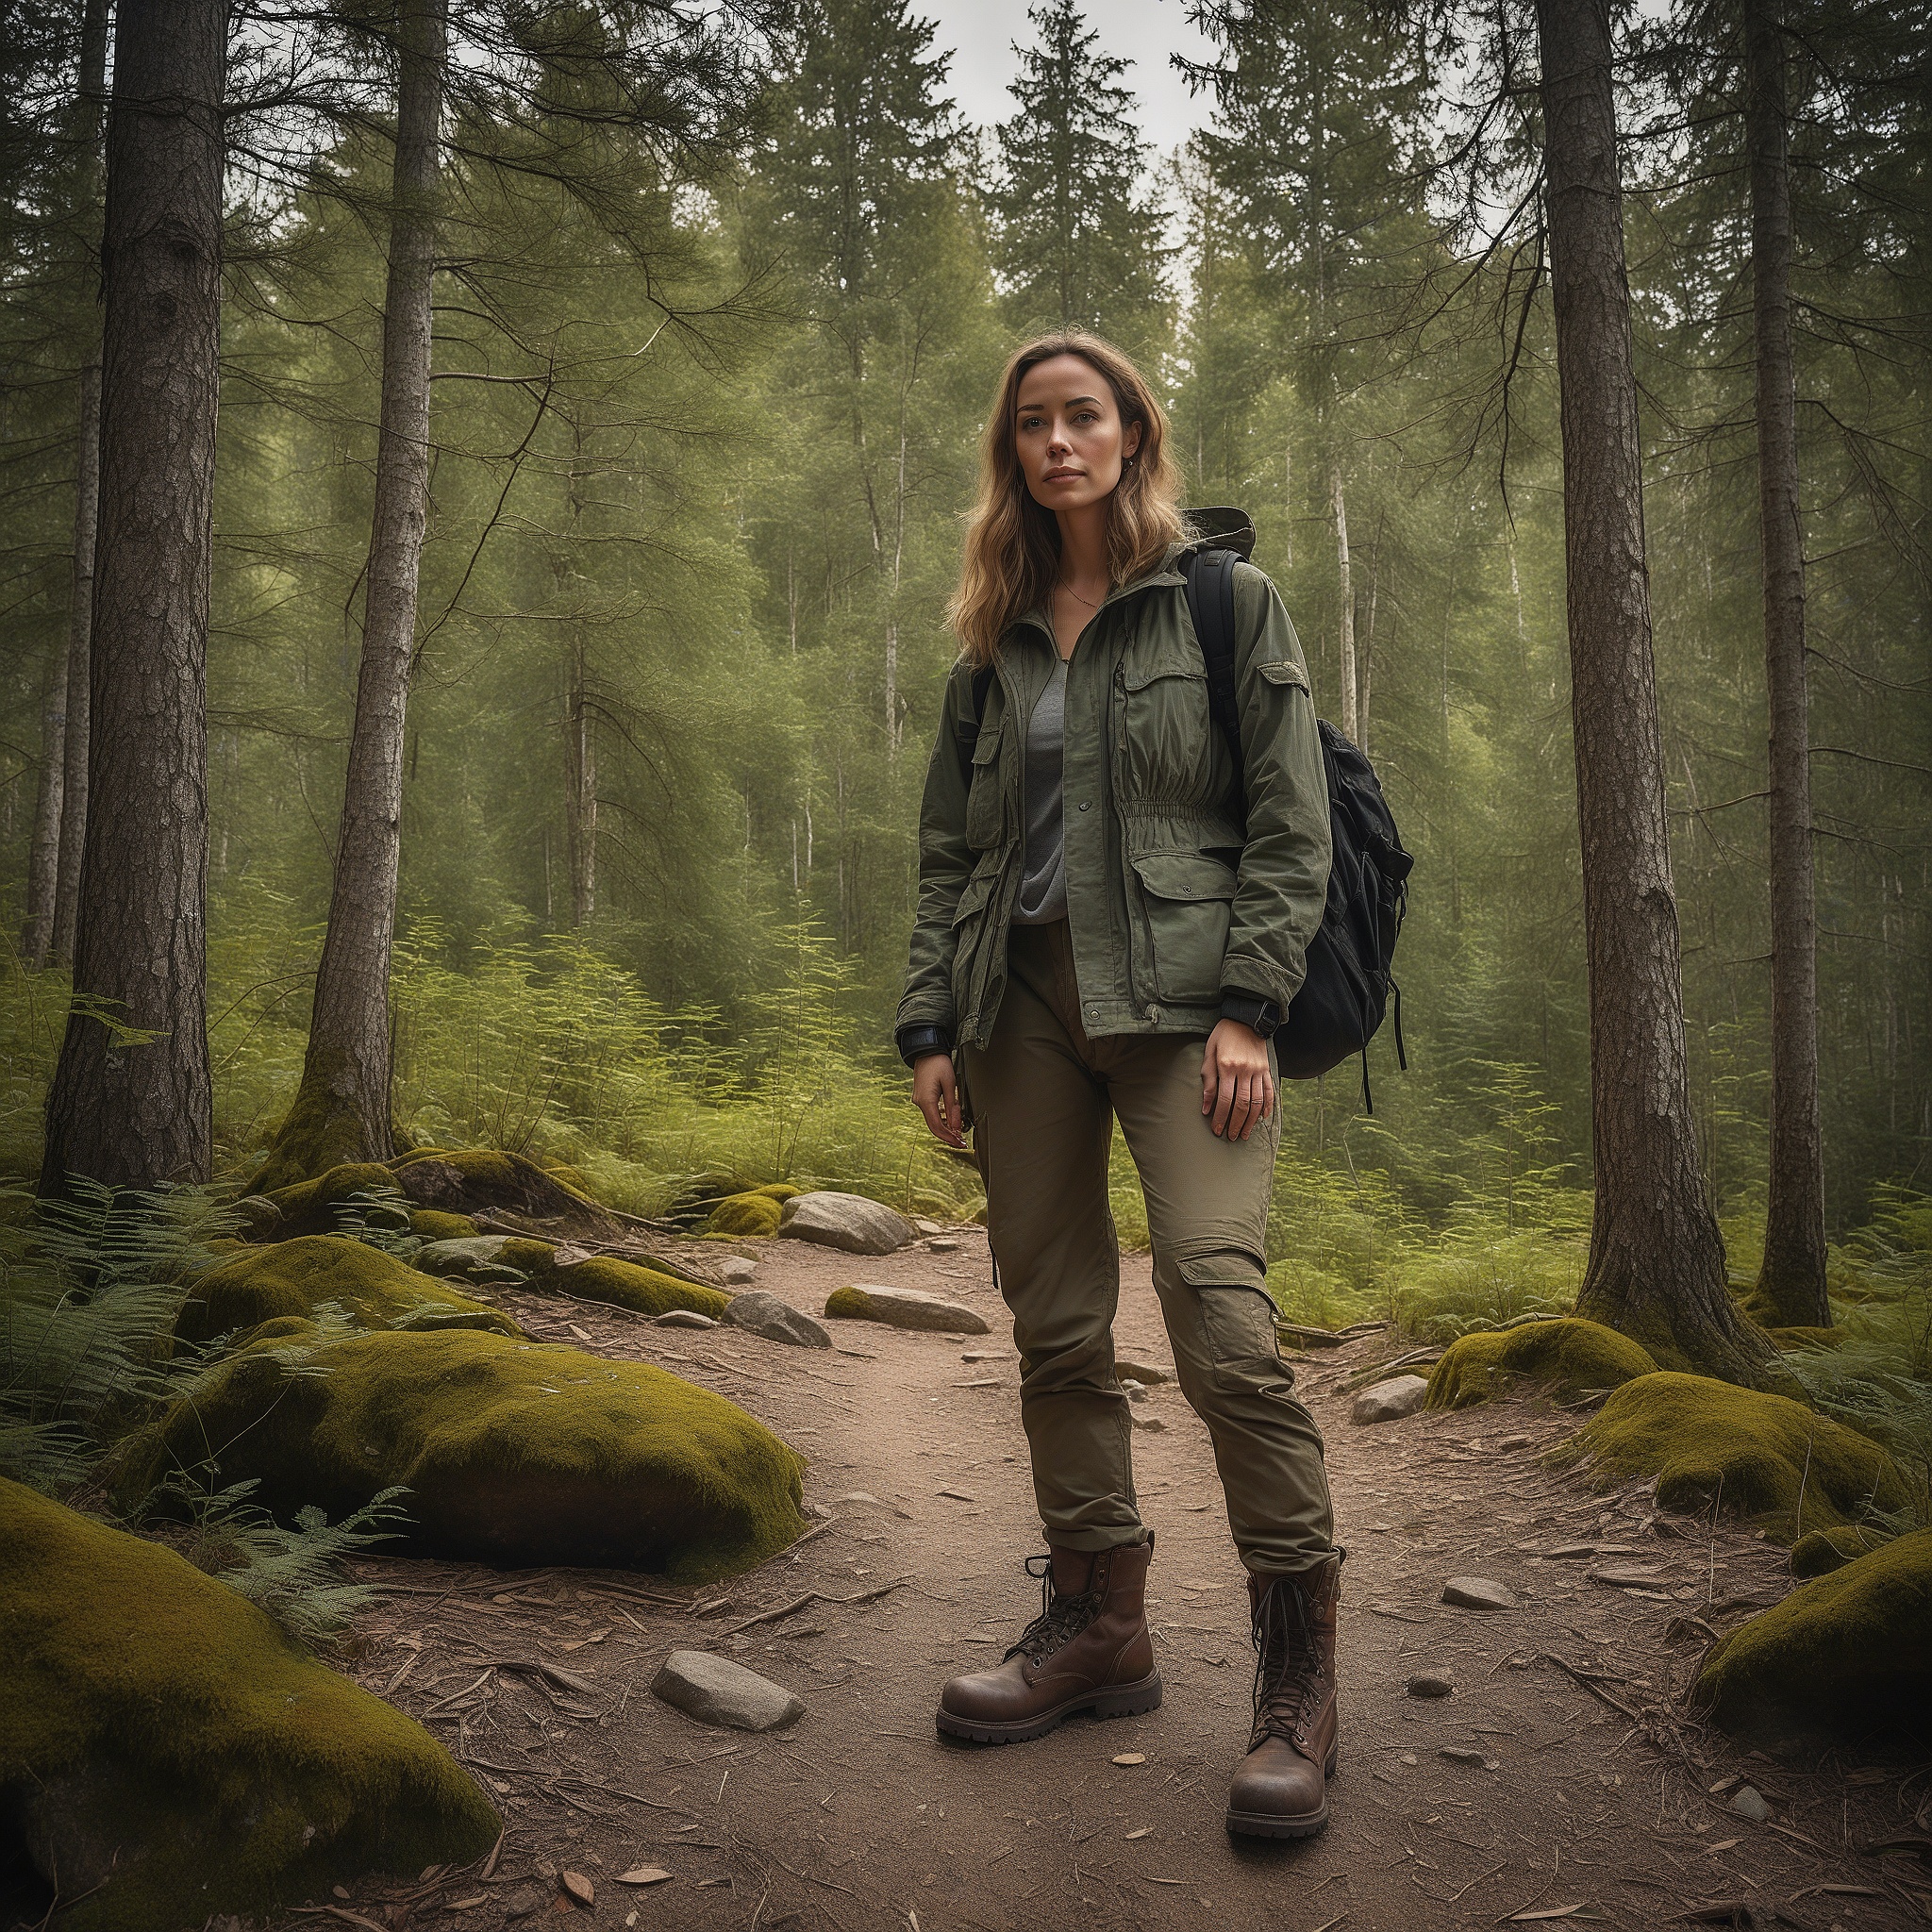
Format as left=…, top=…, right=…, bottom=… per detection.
left=1182, top=547, right=1243, bottom=798
left=955, top=662, right=997, bottom=786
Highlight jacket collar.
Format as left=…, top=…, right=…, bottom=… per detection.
left=1012, top=507, right=1257, bottom=641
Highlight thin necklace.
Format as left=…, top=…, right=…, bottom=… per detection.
left=1058, top=578, right=1105, bottom=610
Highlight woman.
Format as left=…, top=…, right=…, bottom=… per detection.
left=894, top=332, right=1342, bottom=1840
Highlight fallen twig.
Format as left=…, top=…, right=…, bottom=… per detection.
left=722, top=1577, right=910, bottom=1638
left=1537, top=1654, right=1641, bottom=1723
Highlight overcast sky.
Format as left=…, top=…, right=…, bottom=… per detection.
left=921, top=0, right=1219, bottom=155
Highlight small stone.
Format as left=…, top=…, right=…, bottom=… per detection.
left=1397, top=1752, right=1418, bottom=1765
left=807, top=1503, right=834, bottom=1519
left=501, top=1888, right=542, bottom=1921
left=1114, top=1358, right=1174, bottom=1385
left=1441, top=1576, right=1517, bottom=1611
left=723, top=1289, right=832, bottom=1349
left=1121, top=1380, right=1149, bottom=1403
left=824, top=1284, right=990, bottom=1335
left=650, top=1651, right=805, bottom=1732
left=1497, top=1434, right=1534, bottom=1450
left=961, top=1350, right=1012, bottom=1362
left=1730, top=1785, right=1772, bottom=1823
left=1112, top=1753, right=1146, bottom=1766
left=911, top=1217, right=948, bottom=1236
left=779, top=1191, right=915, bottom=1256
left=1351, top=1374, right=1430, bottom=1424
left=1407, top=1671, right=1455, bottom=1698
left=654, top=1308, right=718, bottom=1328
left=1439, top=1745, right=1497, bottom=1769
left=719, top=1257, right=758, bottom=1285
left=925, top=1237, right=960, bottom=1253
left=617, top=1868, right=673, bottom=1886
left=1124, top=1826, right=1151, bottom=1840
left=938, top=1488, right=977, bottom=1502
left=561, top=1871, right=594, bottom=1906
left=834, top=1491, right=880, bottom=1506
left=1131, top=1413, right=1166, bottom=1432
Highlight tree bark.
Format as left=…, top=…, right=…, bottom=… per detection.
left=25, top=0, right=110, bottom=969
left=40, top=0, right=223, bottom=1193
left=1743, top=0, right=1828, bottom=1327
left=1331, top=464, right=1357, bottom=741
left=1534, top=0, right=1776, bottom=1384
left=255, top=0, right=445, bottom=1190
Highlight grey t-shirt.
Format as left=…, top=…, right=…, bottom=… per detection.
left=1013, top=655, right=1069, bottom=925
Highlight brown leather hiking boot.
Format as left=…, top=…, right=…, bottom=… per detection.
left=936, top=1540, right=1162, bottom=1744
left=1225, top=1557, right=1341, bottom=1838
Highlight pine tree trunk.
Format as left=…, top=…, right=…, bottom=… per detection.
left=27, top=0, right=109, bottom=970
left=53, top=357, right=101, bottom=964
left=1744, top=0, right=1828, bottom=1327
left=1534, top=0, right=1775, bottom=1384
left=255, top=0, right=445, bottom=1190
left=40, top=0, right=223, bottom=1194
left=565, top=636, right=597, bottom=925
left=1331, top=464, right=1357, bottom=741
left=21, top=651, right=64, bottom=966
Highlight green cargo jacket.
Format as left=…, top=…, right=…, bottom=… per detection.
left=896, top=511, right=1333, bottom=1054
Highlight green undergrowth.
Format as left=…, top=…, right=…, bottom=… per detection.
left=1693, top=1528, right=1932, bottom=1745
left=1, top=1475, right=496, bottom=1932
left=1572, top=1371, right=1909, bottom=1540
left=1426, top=1318, right=1657, bottom=1408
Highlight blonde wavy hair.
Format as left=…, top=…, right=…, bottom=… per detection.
left=949, top=332, right=1187, bottom=668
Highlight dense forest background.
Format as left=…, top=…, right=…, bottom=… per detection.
left=2, top=0, right=1926, bottom=1335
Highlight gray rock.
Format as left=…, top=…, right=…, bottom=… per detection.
left=1439, top=1745, right=1498, bottom=1769
left=1131, top=1412, right=1166, bottom=1432
left=501, top=1887, right=542, bottom=1921
left=1121, top=1379, right=1150, bottom=1403
left=724, top=1289, right=832, bottom=1350
left=1407, top=1671, right=1455, bottom=1698
left=414, top=1235, right=519, bottom=1281
left=654, top=1308, right=718, bottom=1329
left=1497, top=1433, right=1534, bottom=1450
left=925, top=1236, right=961, bottom=1253
left=719, top=1256, right=758, bottom=1285
left=1115, top=1357, right=1174, bottom=1385
left=1730, top=1784, right=1771, bottom=1824
left=826, top=1284, right=991, bottom=1335
left=1351, top=1374, right=1430, bottom=1424
left=1441, top=1576, right=1517, bottom=1611
left=651, top=1650, right=805, bottom=1732
left=779, top=1191, right=915, bottom=1256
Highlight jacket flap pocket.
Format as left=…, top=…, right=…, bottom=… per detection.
left=1122, top=640, right=1208, bottom=691
left=1129, top=851, right=1238, bottom=903
left=950, top=870, right=997, bottom=925
left=1258, top=658, right=1310, bottom=692
left=971, top=725, right=1002, bottom=766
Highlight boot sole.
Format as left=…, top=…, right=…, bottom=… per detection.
left=935, top=1671, right=1163, bottom=1745
left=1224, top=1751, right=1339, bottom=1840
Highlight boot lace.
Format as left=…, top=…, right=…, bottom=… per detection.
left=1249, top=1575, right=1321, bottom=1748
left=1004, top=1552, right=1103, bottom=1664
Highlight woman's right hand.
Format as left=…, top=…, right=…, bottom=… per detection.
left=912, top=1054, right=965, bottom=1148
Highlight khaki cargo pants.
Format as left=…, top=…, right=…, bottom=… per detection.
left=963, top=920, right=1335, bottom=1577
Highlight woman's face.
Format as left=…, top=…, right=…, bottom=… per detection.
left=1013, top=354, right=1142, bottom=515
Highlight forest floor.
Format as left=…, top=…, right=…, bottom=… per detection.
left=301, top=1228, right=1932, bottom=1932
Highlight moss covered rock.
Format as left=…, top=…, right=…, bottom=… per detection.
left=497, top=1239, right=728, bottom=1321
left=706, top=1191, right=785, bottom=1238
left=1426, top=1319, right=1658, bottom=1409
left=388, top=1148, right=614, bottom=1237
left=136, top=1324, right=808, bottom=1578
left=176, top=1237, right=524, bottom=1347
left=255, top=1163, right=405, bottom=1240
left=409, top=1208, right=477, bottom=1241
left=1789, top=1523, right=1893, bottom=1578
left=1693, top=1528, right=1932, bottom=1744
left=0, top=1477, right=498, bottom=1932
left=1574, top=1371, right=1907, bottom=1537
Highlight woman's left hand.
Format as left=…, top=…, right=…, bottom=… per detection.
left=1201, top=1019, right=1275, bottom=1141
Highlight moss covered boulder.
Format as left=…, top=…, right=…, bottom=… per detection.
left=1426, top=1319, right=1658, bottom=1409
left=409, top=1208, right=477, bottom=1242
left=1789, top=1523, right=1893, bottom=1578
left=253, top=1163, right=407, bottom=1240
left=1693, top=1529, right=1932, bottom=1744
left=176, top=1236, right=524, bottom=1347
left=497, top=1238, right=728, bottom=1321
left=0, top=1477, right=497, bottom=1932
left=1574, top=1372, right=1907, bottom=1537
left=137, top=1324, right=808, bottom=1578
left=707, top=1191, right=786, bottom=1238
left=388, top=1148, right=615, bottom=1238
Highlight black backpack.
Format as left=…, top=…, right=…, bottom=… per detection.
left=1183, top=546, right=1412, bottom=1110
left=955, top=547, right=1413, bottom=1108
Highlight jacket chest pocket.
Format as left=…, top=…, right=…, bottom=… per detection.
left=965, top=724, right=1007, bottom=851
left=1126, top=849, right=1239, bottom=1005
left=1116, top=641, right=1220, bottom=804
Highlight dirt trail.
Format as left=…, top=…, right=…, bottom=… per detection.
left=316, top=1229, right=1930, bottom=1932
